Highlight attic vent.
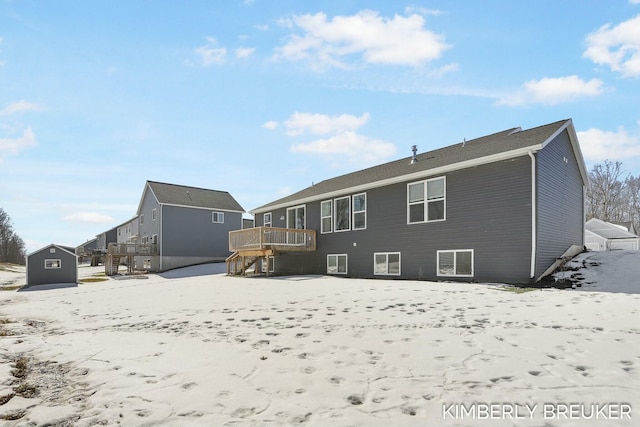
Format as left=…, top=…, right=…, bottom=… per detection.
left=410, top=145, right=418, bottom=164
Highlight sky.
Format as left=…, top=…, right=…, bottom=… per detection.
left=1, top=0, right=640, bottom=254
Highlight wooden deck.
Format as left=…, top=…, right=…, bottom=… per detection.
left=105, top=243, right=159, bottom=275
left=227, top=227, right=316, bottom=275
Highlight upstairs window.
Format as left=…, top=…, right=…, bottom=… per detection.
left=152, top=208, right=157, bottom=221
left=212, top=211, right=225, bottom=223
left=352, top=193, right=366, bottom=230
left=140, top=214, right=145, bottom=225
left=408, top=176, right=446, bottom=223
left=334, top=196, right=350, bottom=232
left=321, top=200, right=332, bottom=233
left=263, top=212, right=272, bottom=227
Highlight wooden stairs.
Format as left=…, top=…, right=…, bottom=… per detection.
left=105, top=254, right=122, bottom=275
left=226, top=250, right=274, bottom=276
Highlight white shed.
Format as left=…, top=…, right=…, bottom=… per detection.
left=585, top=219, right=640, bottom=251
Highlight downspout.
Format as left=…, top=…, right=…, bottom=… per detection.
left=159, top=204, right=163, bottom=271
left=528, top=151, right=536, bottom=280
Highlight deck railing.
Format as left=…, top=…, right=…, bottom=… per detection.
left=107, top=242, right=159, bottom=256
left=229, top=226, right=316, bottom=253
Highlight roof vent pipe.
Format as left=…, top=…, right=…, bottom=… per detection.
left=410, top=145, right=418, bottom=164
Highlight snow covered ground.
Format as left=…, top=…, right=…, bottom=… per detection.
left=0, top=254, right=639, bottom=426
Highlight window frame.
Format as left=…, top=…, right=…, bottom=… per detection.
left=45, top=259, right=61, bottom=269
left=327, top=254, right=348, bottom=275
left=286, top=205, right=306, bottom=229
left=212, top=211, right=225, bottom=223
left=140, top=214, right=145, bottom=225
left=261, top=255, right=275, bottom=273
left=374, top=252, right=401, bottom=276
left=334, top=196, right=351, bottom=232
left=407, top=176, right=446, bottom=224
left=263, top=212, right=272, bottom=227
left=320, top=200, right=332, bottom=234
left=437, top=249, right=474, bottom=278
left=352, top=192, right=367, bottom=230
left=152, top=208, right=157, bottom=221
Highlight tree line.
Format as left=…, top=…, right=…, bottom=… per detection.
left=586, top=160, right=640, bottom=233
left=0, top=208, right=26, bottom=265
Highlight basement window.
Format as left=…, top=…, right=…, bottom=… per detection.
left=327, top=254, right=347, bottom=275
left=374, top=252, right=400, bottom=276
left=437, top=249, right=473, bottom=277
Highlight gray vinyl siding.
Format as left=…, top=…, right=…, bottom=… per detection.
left=161, top=205, right=241, bottom=259
left=138, top=189, right=161, bottom=243
left=26, top=245, right=77, bottom=286
left=265, top=157, right=533, bottom=283
left=535, top=129, right=585, bottom=277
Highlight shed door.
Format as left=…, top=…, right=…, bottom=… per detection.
left=610, top=240, right=637, bottom=250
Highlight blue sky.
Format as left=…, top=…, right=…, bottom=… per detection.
left=2, top=0, right=640, bottom=253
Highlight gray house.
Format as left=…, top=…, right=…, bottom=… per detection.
left=238, top=119, right=587, bottom=284
left=136, top=180, right=245, bottom=271
left=26, top=244, right=78, bottom=287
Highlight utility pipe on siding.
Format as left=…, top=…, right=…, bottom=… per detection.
left=528, top=151, right=536, bottom=280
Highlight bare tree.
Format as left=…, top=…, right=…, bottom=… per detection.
left=586, top=160, right=625, bottom=222
left=0, top=208, right=27, bottom=265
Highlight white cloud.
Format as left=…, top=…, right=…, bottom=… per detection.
left=262, top=120, right=279, bottom=130
left=195, top=37, right=227, bottom=66
left=235, top=47, right=255, bottom=58
left=583, top=14, right=640, bottom=77
left=0, top=127, right=37, bottom=158
left=0, top=100, right=44, bottom=116
left=274, top=10, right=450, bottom=69
left=631, top=0, right=640, bottom=4
left=254, top=24, right=269, bottom=31
left=578, top=127, right=640, bottom=163
left=285, top=112, right=370, bottom=136
left=63, top=212, right=115, bottom=224
left=291, top=130, right=396, bottom=164
left=497, top=75, right=605, bottom=106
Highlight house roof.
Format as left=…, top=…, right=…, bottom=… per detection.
left=27, top=244, right=77, bottom=258
left=143, top=181, right=245, bottom=213
left=586, top=218, right=639, bottom=240
left=252, top=119, right=586, bottom=214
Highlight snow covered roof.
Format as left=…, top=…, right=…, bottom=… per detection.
left=586, top=218, right=639, bottom=240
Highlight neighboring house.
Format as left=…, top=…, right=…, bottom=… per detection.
left=243, top=218, right=255, bottom=229
left=241, top=119, right=587, bottom=284
left=75, top=238, right=97, bottom=262
left=116, top=217, right=140, bottom=244
left=136, top=180, right=245, bottom=271
left=26, top=244, right=77, bottom=287
left=96, top=226, right=118, bottom=252
left=585, top=218, right=640, bottom=251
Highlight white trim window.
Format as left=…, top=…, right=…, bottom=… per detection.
left=352, top=193, right=366, bottom=230
left=321, top=200, right=332, bottom=233
left=45, top=259, right=61, bottom=269
left=261, top=256, right=275, bottom=273
left=263, top=212, right=272, bottom=227
left=437, top=249, right=474, bottom=277
left=142, top=235, right=149, bottom=244
left=287, top=205, right=306, bottom=229
left=327, top=254, right=347, bottom=275
left=408, top=176, right=446, bottom=223
left=334, top=196, right=351, bottom=232
left=212, top=211, right=225, bottom=223
left=152, top=208, right=157, bottom=221
left=374, top=252, right=400, bottom=276
left=140, top=214, right=145, bottom=225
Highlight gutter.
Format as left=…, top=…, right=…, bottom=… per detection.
left=528, top=151, right=537, bottom=280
